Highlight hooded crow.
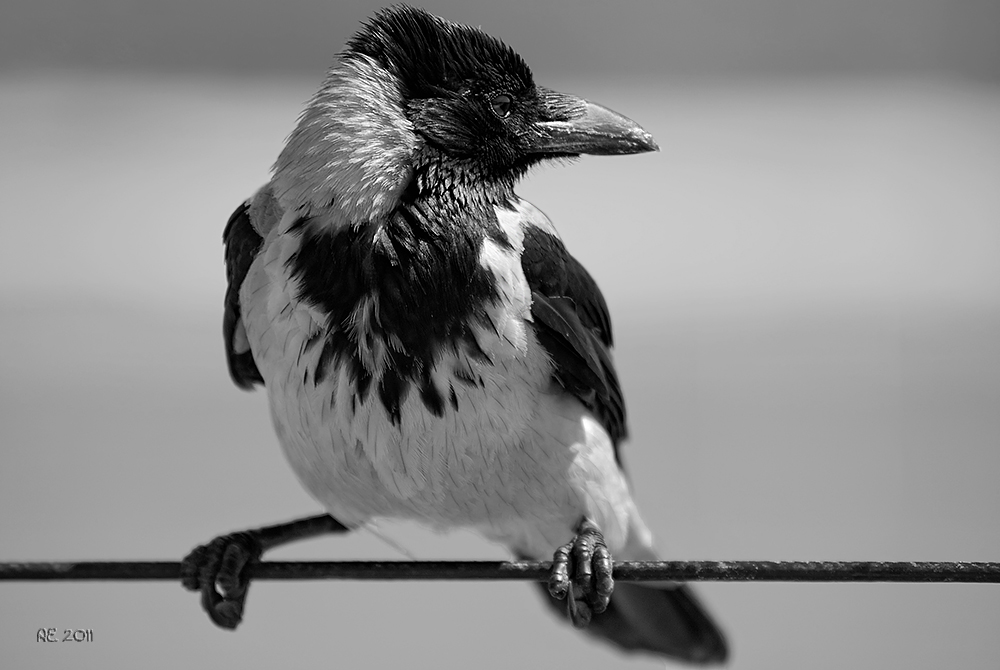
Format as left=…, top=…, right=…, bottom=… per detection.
left=182, top=5, right=727, bottom=663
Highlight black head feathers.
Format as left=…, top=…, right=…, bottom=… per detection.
left=318, top=6, right=655, bottom=186
left=346, top=5, right=534, bottom=100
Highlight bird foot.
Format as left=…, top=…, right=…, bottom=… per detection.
left=181, top=531, right=263, bottom=629
left=547, top=520, right=614, bottom=628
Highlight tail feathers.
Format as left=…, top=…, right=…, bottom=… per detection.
left=594, top=582, right=728, bottom=664
left=530, top=512, right=727, bottom=663
left=534, top=581, right=728, bottom=664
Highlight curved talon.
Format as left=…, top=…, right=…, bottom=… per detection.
left=181, top=531, right=263, bottom=630
left=548, top=521, right=614, bottom=628
left=565, top=584, right=593, bottom=628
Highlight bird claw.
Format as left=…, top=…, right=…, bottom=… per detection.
left=181, top=531, right=263, bottom=630
left=547, top=521, right=614, bottom=628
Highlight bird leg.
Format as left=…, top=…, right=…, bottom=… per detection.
left=181, top=514, right=349, bottom=629
left=547, top=518, right=615, bottom=628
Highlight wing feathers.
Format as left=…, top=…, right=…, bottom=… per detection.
left=530, top=293, right=608, bottom=398
left=520, top=215, right=627, bottom=449
left=223, top=199, right=265, bottom=389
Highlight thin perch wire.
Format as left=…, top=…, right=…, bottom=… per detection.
left=2, top=560, right=1000, bottom=583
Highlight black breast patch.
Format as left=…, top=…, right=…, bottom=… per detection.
left=286, top=202, right=501, bottom=423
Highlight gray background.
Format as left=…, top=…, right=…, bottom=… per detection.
left=4, top=0, right=1000, bottom=79
left=2, top=1, right=999, bottom=668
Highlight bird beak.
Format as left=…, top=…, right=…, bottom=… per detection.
left=531, top=90, right=658, bottom=156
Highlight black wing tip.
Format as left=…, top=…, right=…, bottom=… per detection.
left=223, top=310, right=264, bottom=390
left=530, top=291, right=627, bottom=453
left=227, top=354, right=265, bottom=390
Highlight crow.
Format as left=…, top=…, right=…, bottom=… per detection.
left=182, top=5, right=728, bottom=663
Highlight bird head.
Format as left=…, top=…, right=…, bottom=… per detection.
left=272, top=5, right=657, bottom=225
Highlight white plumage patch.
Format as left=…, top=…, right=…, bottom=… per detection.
left=272, top=55, right=418, bottom=228
left=476, top=204, right=532, bottom=357
left=239, top=202, right=638, bottom=555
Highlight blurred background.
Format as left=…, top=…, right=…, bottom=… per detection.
left=2, top=1, right=998, bottom=668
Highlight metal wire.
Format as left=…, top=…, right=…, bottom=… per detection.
left=2, top=560, right=999, bottom=582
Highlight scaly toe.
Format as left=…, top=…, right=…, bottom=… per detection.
left=548, top=542, right=573, bottom=601
left=547, top=521, right=616, bottom=626
left=590, top=542, right=614, bottom=614
left=182, top=531, right=263, bottom=629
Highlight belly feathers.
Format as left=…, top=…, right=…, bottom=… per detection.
left=245, top=273, right=559, bottom=527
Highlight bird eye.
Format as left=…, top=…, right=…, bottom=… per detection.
left=489, top=93, right=512, bottom=119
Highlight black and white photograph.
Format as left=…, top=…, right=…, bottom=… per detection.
left=2, top=1, right=999, bottom=668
